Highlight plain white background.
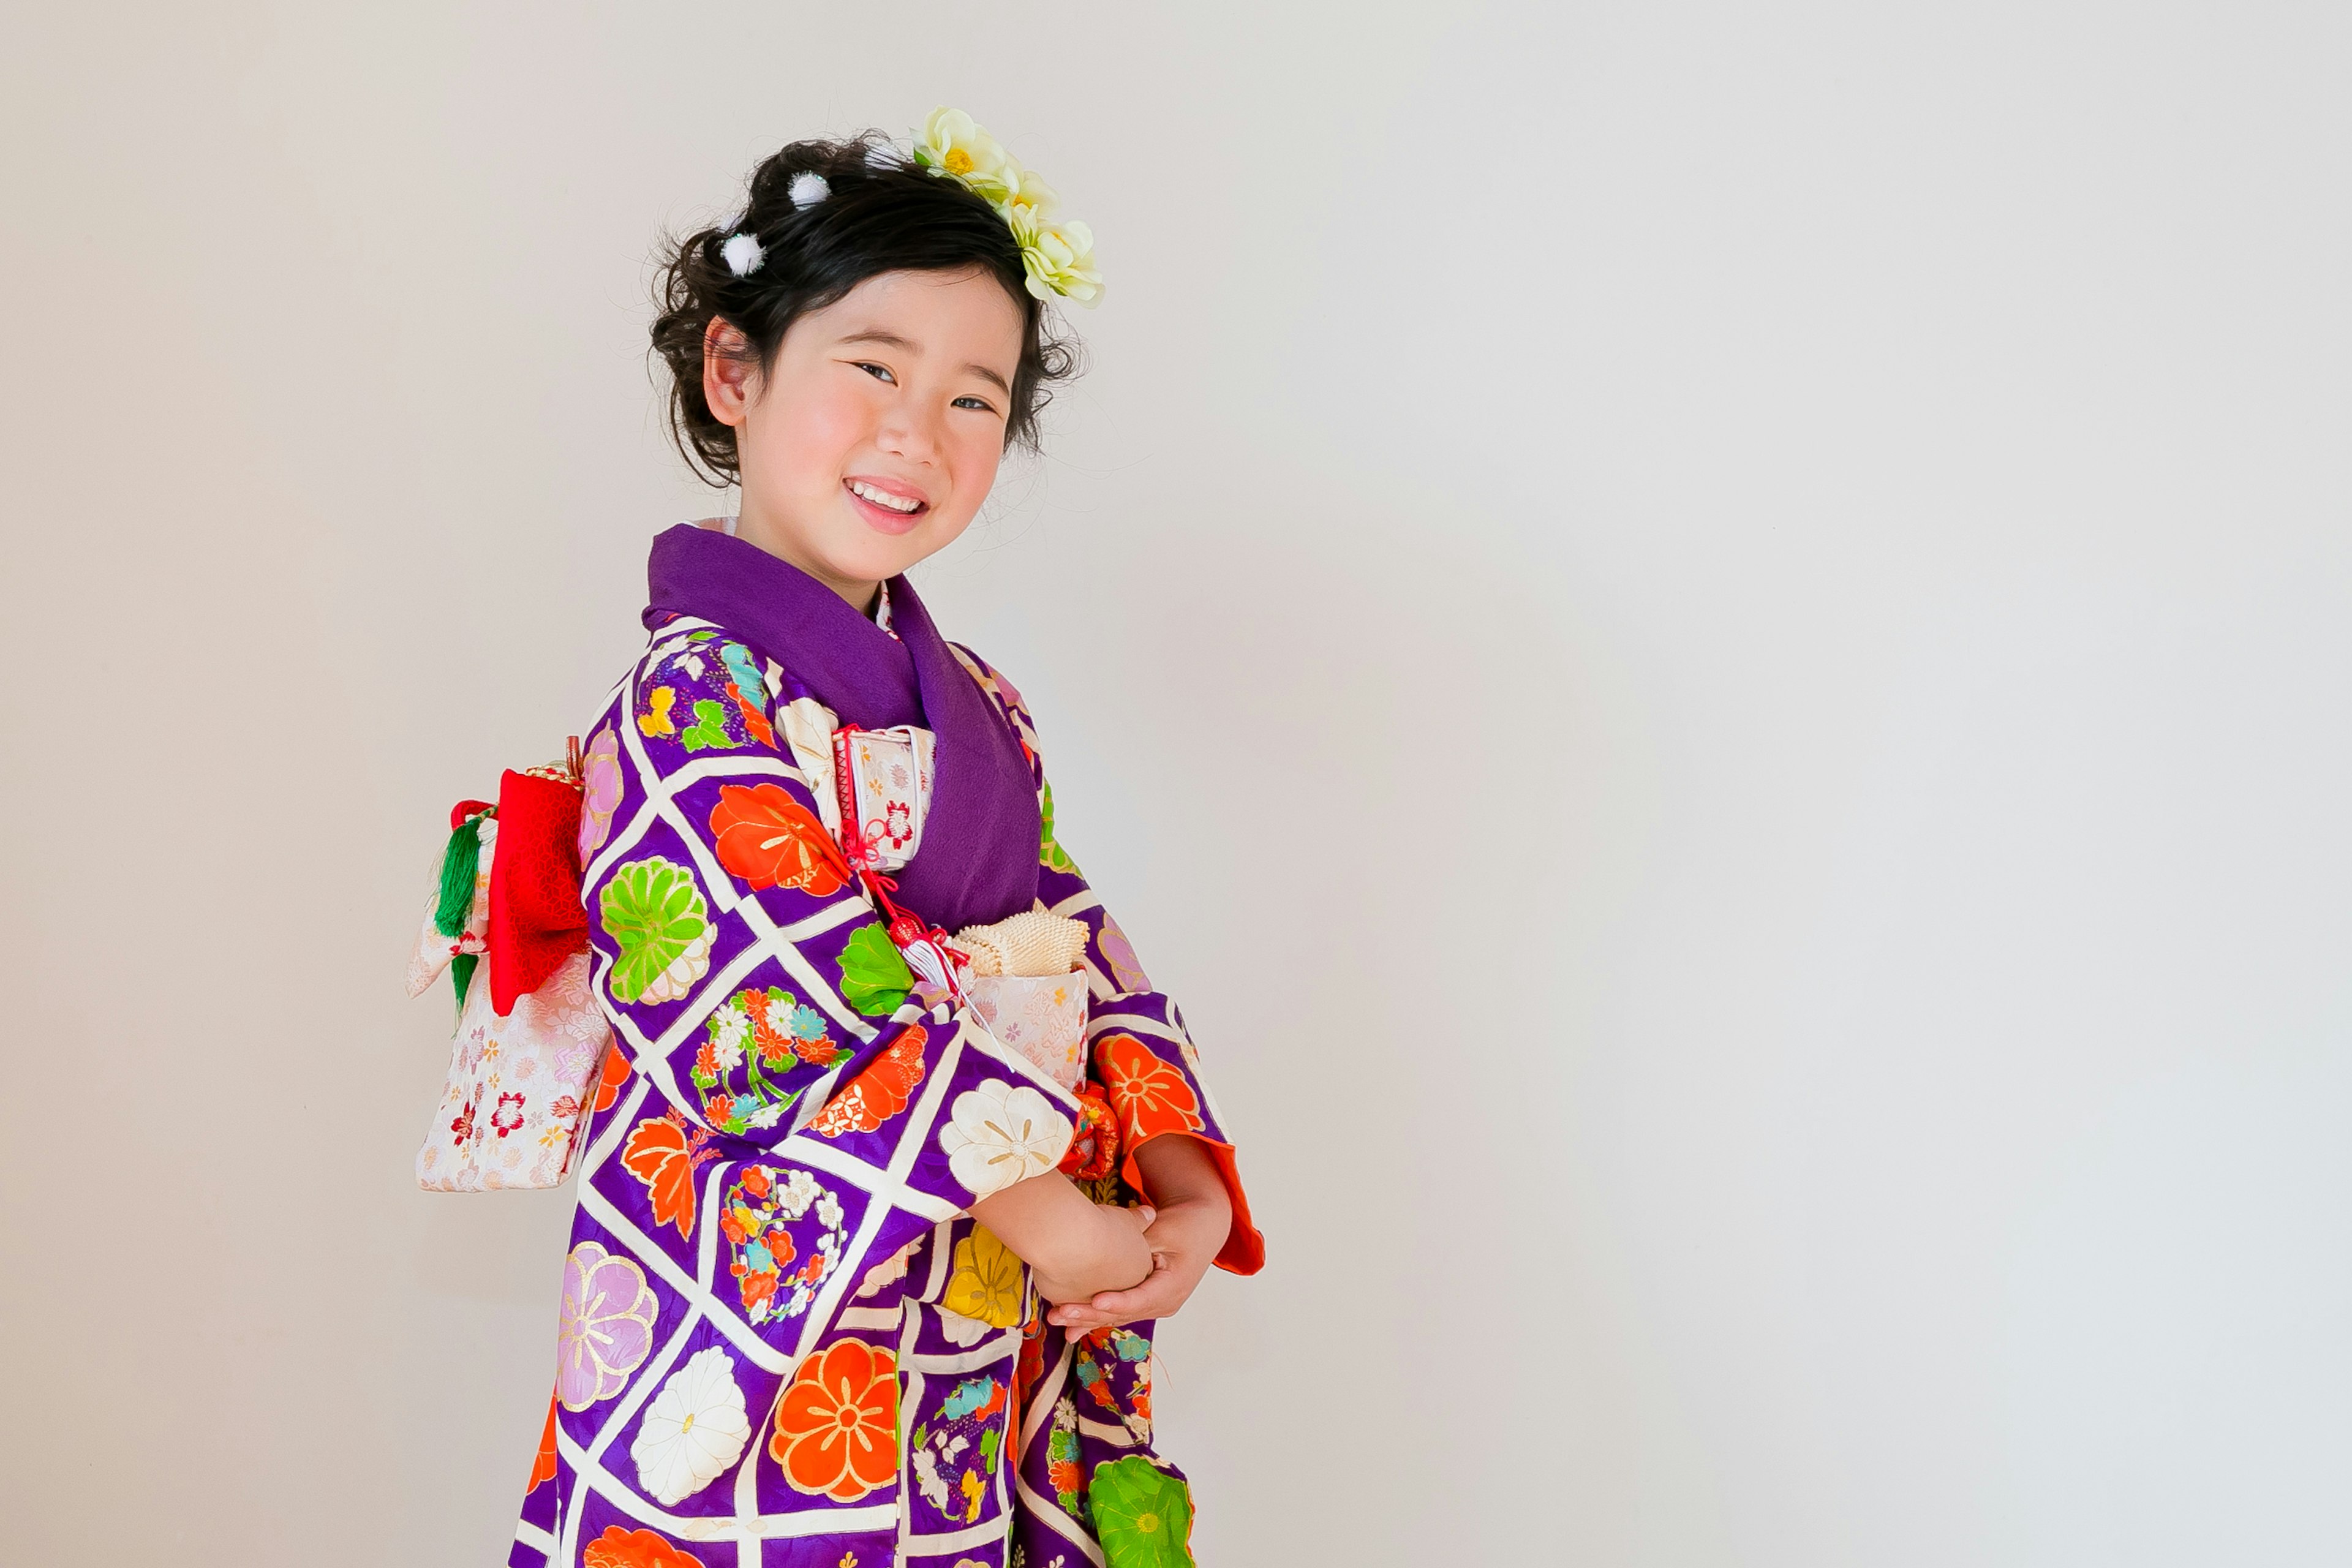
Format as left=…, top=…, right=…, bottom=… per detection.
left=4, top=2, right=2348, bottom=1562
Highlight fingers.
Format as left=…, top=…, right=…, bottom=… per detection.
left=1046, top=1302, right=1120, bottom=1330
left=1079, top=1273, right=1169, bottom=1322
left=1047, top=1272, right=1169, bottom=1330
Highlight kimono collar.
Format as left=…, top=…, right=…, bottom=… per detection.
left=642, top=522, right=1041, bottom=933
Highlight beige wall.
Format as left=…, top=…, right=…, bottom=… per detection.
left=6, top=2, right=2350, bottom=1562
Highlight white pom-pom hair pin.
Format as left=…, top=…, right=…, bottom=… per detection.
left=719, top=232, right=765, bottom=278
left=788, top=172, right=830, bottom=209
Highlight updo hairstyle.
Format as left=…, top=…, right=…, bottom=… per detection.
left=650, top=132, right=1082, bottom=486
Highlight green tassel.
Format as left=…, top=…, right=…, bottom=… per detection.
left=450, top=952, right=479, bottom=1019
left=434, top=815, right=486, bottom=939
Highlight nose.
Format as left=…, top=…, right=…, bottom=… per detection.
left=873, top=396, right=943, bottom=468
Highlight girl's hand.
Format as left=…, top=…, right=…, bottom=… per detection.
left=1025, top=1202, right=1153, bottom=1308
left=1045, top=1135, right=1234, bottom=1332
left=1045, top=1196, right=1224, bottom=1332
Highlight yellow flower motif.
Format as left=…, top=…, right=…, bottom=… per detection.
left=913, top=106, right=1103, bottom=306
left=1003, top=165, right=1060, bottom=222
left=1006, top=206, right=1102, bottom=309
left=941, top=1224, right=1025, bottom=1329
left=914, top=107, right=1017, bottom=203
left=636, top=685, right=677, bottom=738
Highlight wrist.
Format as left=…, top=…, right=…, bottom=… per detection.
left=1130, top=1133, right=1233, bottom=1212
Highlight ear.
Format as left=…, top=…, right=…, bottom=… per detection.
left=701, top=318, right=757, bottom=427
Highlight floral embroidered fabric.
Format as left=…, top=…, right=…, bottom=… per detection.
left=508, top=615, right=1261, bottom=1568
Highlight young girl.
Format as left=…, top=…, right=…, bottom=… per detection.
left=511, top=112, right=1261, bottom=1568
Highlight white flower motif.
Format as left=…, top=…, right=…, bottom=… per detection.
left=913, top=1444, right=950, bottom=1509
left=744, top=1100, right=786, bottom=1130
left=856, top=1238, right=921, bottom=1298
left=710, top=1005, right=748, bottom=1069
left=775, top=696, right=839, bottom=812
left=938, top=1079, right=1072, bottom=1200
left=936, top=1306, right=993, bottom=1348
left=630, top=1346, right=752, bottom=1505
left=649, top=640, right=708, bottom=681
left=775, top=1166, right=821, bottom=1216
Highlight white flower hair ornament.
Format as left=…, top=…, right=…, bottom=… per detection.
left=909, top=107, right=1102, bottom=307
left=717, top=174, right=829, bottom=279
left=719, top=231, right=764, bottom=279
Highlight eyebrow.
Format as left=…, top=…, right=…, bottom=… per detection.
left=837, top=329, right=1012, bottom=397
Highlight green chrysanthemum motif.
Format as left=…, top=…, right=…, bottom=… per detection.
left=599, top=856, right=715, bottom=1005
left=1039, top=779, right=1082, bottom=876
left=1088, top=1456, right=1194, bottom=1568
left=836, top=924, right=914, bottom=1017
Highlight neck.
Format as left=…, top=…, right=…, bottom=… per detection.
left=723, top=504, right=882, bottom=617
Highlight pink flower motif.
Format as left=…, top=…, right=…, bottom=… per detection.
left=1097, top=913, right=1152, bottom=994
left=556, top=1242, right=658, bottom=1410
left=577, top=727, right=624, bottom=861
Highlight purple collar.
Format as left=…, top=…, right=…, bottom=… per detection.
left=643, top=522, right=1040, bottom=933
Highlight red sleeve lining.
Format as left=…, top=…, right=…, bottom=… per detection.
left=1121, top=1130, right=1265, bottom=1276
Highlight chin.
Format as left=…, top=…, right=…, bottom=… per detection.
left=820, top=531, right=929, bottom=584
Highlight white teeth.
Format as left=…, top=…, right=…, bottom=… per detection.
left=850, top=480, right=921, bottom=513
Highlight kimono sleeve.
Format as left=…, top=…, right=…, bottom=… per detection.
left=579, top=626, right=1087, bottom=1259
left=953, top=646, right=1267, bottom=1276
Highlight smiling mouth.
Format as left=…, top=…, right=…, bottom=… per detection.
left=846, top=478, right=926, bottom=517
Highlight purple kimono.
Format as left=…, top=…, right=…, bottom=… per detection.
left=509, top=545, right=1262, bottom=1568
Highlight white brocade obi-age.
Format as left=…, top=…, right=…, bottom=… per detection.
left=510, top=612, right=1262, bottom=1568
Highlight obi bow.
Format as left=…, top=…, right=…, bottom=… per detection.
left=484, top=765, right=589, bottom=1015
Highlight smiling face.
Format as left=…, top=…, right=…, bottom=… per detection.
left=702, top=266, right=1027, bottom=609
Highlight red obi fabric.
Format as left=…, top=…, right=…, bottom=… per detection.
left=487, top=768, right=589, bottom=1015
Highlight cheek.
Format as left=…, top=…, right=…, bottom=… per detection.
left=944, top=426, right=1006, bottom=505
left=753, top=377, right=872, bottom=486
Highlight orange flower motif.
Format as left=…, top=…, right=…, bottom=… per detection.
left=770, top=1338, right=900, bottom=1501
left=527, top=1392, right=559, bottom=1493
left=807, top=1025, right=927, bottom=1137
left=709, top=783, right=851, bottom=896
left=582, top=1525, right=706, bottom=1567
left=1095, top=1034, right=1204, bottom=1145
left=592, top=1046, right=634, bottom=1112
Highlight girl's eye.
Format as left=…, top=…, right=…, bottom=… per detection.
left=854, top=361, right=896, bottom=385
left=952, top=396, right=998, bottom=412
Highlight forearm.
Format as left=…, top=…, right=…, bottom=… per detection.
left=969, top=1171, right=1152, bottom=1304
left=1132, top=1134, right=1232, bottom=1220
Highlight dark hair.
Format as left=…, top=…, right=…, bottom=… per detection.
left=650, top=131, right=1081, bottom=486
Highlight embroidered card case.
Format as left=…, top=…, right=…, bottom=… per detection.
left=841, top=725, right=933, bottom=871
left=808, top=714, right=1090, bottom=1089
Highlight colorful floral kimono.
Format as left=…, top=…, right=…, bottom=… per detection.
left=511, top=543, right=1262, bottom=1568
